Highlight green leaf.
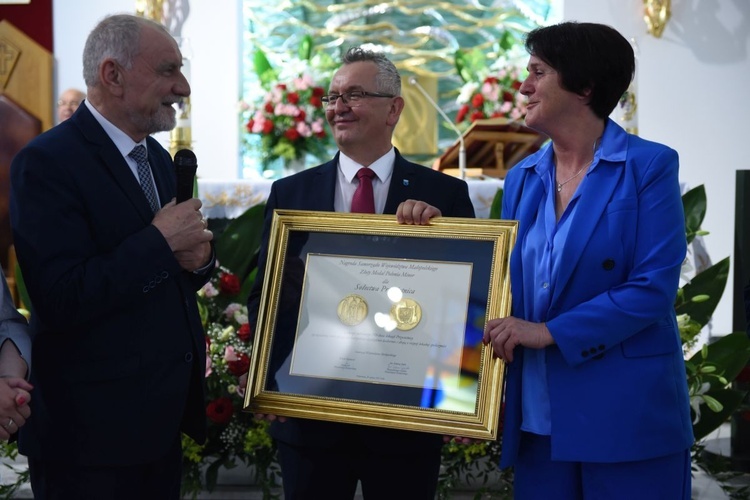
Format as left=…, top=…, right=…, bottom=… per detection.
left=682, top=185, right=706, bottom=245
left=454, top=48, right=486, bottom=84
left=692, top=388, right=746, bottom=441
left=701, top=394, right=724, bottom=412
left=489, top=188, right=503, bottom=219
left=253, top=48, right=276, bottom=89
left=14, top=261, right=33, bottom=317
left=675, top=257, right=729, bottom=328
left=213, top=204, right=266, bottom=284
left=689, top=332, right=750, bottom=392
left=498, top=30, right=517, bottom=52
left=298, top=34, right=313, bottom=61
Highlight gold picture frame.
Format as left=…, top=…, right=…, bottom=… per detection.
left=243, top=210, right=517, bottom=439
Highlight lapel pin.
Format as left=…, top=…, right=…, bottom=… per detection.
left=403, top=179, right=409, bottom=186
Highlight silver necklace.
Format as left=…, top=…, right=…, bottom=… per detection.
left=555, top=139, right=599, bottom=192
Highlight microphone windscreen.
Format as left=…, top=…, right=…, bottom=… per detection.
left=174, top=149, right=197, bottom=167
left=174, top=149, right=197, bottom=203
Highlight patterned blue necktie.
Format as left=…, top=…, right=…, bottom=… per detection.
left=128, top=145, right=159, bottom=213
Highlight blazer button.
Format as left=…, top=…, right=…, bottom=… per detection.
left=602, top=259, right=615, bottom=270
left=184, top=352, right=194, bottom=362
left=598, top=345, right=605, bottom=351
left=589, top=347, right=598, bottom=355
left=142, top=285, right=150, bottom=293
left=581, top=350, right=589, bottom=358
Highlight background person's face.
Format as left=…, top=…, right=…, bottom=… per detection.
left=57, top=89, right=85, bottom=122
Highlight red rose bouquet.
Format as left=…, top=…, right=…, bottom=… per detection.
left=241, top=73, right=331, bottom=167
left=455, top=65, right=527, bottom=126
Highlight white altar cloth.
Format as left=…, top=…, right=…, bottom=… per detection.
left=197, top=177, right=504, bottom=220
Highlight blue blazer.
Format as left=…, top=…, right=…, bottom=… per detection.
left=10, top=104, right=209, bottom=466
left=500, top=120, right=694, bottom=467
left=247, top=150, right=476, bottom=451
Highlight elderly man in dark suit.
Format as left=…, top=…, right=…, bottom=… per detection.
left=248, top=46, right=475, bottom=500
left=10, top=14, right=213, bottom=499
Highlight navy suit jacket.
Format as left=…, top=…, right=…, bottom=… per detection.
left=10, top=104, right=209, bottom=466
left=248, top=151, right=475, bottom=451
left=500, top=120, right=694, bottom=467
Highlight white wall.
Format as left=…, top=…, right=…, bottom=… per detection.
left=54, top=0, right=748, bottom=334
left=53, top=0, right=240, bottom=179
left=563, top=1, right=749, bottom=336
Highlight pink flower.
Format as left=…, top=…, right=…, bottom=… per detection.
left=296, top=121, right=312, bottom=138
left=224, top=303, right=242, bottom=320
left=311, top=119, right=325, bottom=134
left=224, top=345, right=239, bottom=362
left=236, top=373, right=248, bottom=397
left=205, top=337, right=212, bottom=377
left=201, top=282, right=219, bottom=298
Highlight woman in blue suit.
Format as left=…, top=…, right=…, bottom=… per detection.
left=483, top=22, right=693, bottom=499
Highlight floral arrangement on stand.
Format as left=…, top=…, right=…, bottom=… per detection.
left=451, top=45, right=528, bottom=130
left=240, top=75, right=329, bottom=167
left=179, top=205, right=279, bottom=499
left=454, top=66, right=527, bottom=126
left=181, top=263, right=280, bottom=499
left=240, top=36, right=335, bottom=177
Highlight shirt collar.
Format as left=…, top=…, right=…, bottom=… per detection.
left=339, top=147, right=395, bottom=184
left=84, top=100, right=147, bottom=156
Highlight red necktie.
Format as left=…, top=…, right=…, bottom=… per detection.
left=351, top=168, right=376, bottom=213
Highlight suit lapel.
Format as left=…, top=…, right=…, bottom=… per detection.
left=551, top=163, right=623, bottom=304
left=510, top=170, right=545, bottom=319
left=384, top=152, right=416, bottom=214
left=74, top=106, right=160, bottom=223
left=308, top=158, right=338, bottom=211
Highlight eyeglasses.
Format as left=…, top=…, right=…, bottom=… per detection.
left=321, top=90, right=395, bottom=107
left=57, top=100, right=82, bottom=107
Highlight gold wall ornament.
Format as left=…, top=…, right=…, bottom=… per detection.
left=169, top=37, right=192, bottom=155
left=135, top=0, right=165, bottom=23
left=393, top=75, right=438, bottom=156
left=643, top=0, right=671, bottom=38
left=169, top=97, right=192, bottom=157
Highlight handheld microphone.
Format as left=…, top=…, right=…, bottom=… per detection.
left=408, top=76, right=466, bottom=180
left=174, top=149, right=197, bottom=203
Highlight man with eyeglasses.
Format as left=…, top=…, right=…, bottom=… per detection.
left=56, top=88, right=86, bottom=123
left=248, top=46, right=475, bottom=499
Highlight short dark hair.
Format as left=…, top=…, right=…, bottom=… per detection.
left=524, top=22, right=635, bottom=119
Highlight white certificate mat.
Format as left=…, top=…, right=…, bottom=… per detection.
left=289, top=254, right=472, bottom=389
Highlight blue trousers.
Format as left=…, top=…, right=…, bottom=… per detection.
left=513, top=432, right=691, bottom=500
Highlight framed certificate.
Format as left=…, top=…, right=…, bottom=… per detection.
left=243, top=210, right=516, bottom=439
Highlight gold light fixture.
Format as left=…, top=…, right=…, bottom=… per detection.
left=644, top=0, right=671, bottom=38
left=135, top=0, right=165, bottom=24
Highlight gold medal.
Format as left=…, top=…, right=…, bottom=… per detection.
left=390, top=298, right=421, bottom=331
left=337, top=294, right=368, bottom=326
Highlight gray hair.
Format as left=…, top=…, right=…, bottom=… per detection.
left=82, top=14, right=170, bottom=87
left=341, top=46, right=401, bottom=96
